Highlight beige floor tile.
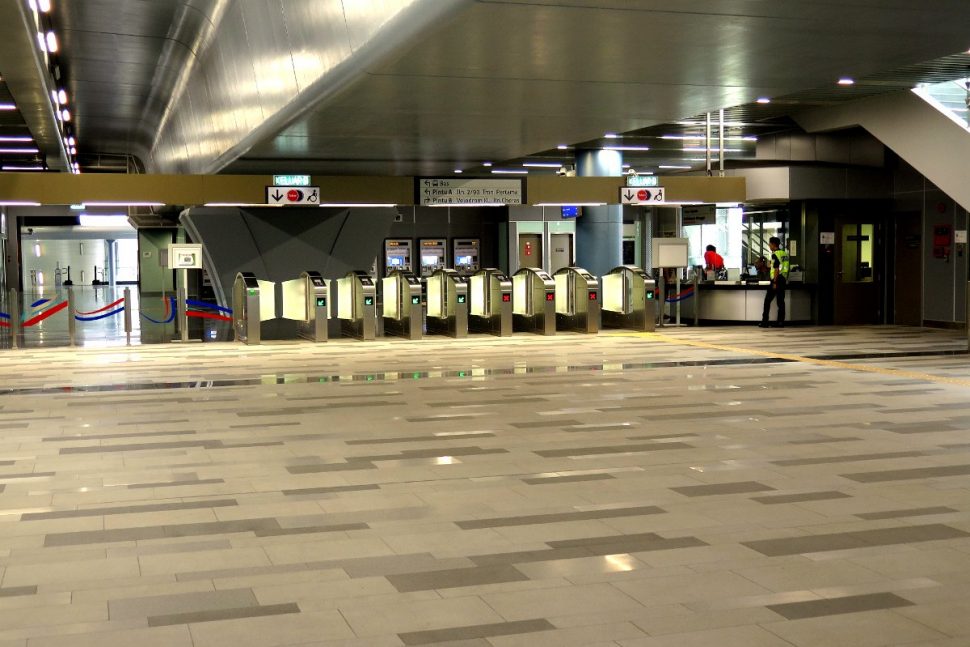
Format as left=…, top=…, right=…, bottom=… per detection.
left=480, top=582, right=643, bottom=621
left=2, top=558, right=139, bottom=587
left=336, top=597, right=504, bottom=637
left=138, top=548, right=270, bottom=576
left=188, top=610, right=355, bottom=647
left=25, top=625, right=193, bottom=647
left=761, top=609, right=946, bottom=646
left=619, top=624, right=797, bottom=647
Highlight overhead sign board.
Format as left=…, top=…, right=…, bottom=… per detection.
left=266, top=186, right=320, bottom=205
left=418, top=178, right=523, bottom=206
left=273, top=174, right=311, bottom=186
left=620, top=187, right=666, bottom=204
left=681, top=204, right=717, bottom=226
left=625, top=175, right=659, bottom=188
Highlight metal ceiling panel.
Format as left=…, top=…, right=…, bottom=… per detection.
left=40, top=0, right=970, bottom=176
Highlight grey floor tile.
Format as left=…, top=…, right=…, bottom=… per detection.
left=455, top=505, right=665, bottom=529
left=387, top=564, right=528, bottom=592
left=767, top=592, right=914, bottom=620
left=672, top=481, right=775, bottom=497
left=743, top=524, right=970, bottom=556
left=147, top=602, right=300, bottom=627
left=23, top=498, right=238, bottom=520
left=842, top=464, right=970, bottom=482
left=855, top=506, right=958, bottom=520
left=398, top=619, right=555, bottom=646
left=752, top=491, right=851, bottom=505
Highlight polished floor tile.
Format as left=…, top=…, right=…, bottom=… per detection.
left=0, top=326, right=969, bottom=645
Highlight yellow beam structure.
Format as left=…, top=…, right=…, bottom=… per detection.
left=0, top=173, right=744, bottom=206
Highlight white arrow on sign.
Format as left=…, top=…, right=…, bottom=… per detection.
left=620, top=187, right=665, bottom=204
left=266, top=186, right=321, bottom=205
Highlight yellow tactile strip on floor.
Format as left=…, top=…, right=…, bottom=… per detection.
left=631, top=331, right=970, bottom=388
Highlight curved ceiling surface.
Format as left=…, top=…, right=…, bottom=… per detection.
left=42, top=0, right=970, bottom=175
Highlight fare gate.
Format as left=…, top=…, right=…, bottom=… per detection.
left=282, top=271, right=330, bottom=342
left=553, top=267, right=600, bottom=334
left=512, top=267, right=556, bottom=336
left=232, top=272, right=275, bottom=345
left=426, top=268, right=468, bottom=338
left=381, top=270, right=423, bottom=340
left=601, top=265, right=657, bottom=332
left=337, top=271, right=377, bottom=341
left=468, top=268, right=512, bottom=337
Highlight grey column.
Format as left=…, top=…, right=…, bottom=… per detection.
left=575, top=149, right=623, bottom=277
left=106, top=239, right=116, bottom=286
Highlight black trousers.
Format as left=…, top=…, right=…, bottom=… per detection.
left=762, top=276, right=787, bottom=324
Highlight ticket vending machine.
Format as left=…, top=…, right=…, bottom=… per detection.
left=452, top=238, right=481, bottom=275
left=418, top=239, right=447, bottom=278
left=469, top=268, right=512, bottom=336
left=384, top=239, right=413, bottom=275
left=601, top=265, right=656, bottom=332
left=426, top=268, right=468, bottom=338
left=512, top=267, right=556, bottom=336
left=336, top=271, right=377, bottom=340
left=381, top=270, right=423, bottom=340
left=553, top=266, right=600, bottom=334
left=281, top=271, right=329, bottom=342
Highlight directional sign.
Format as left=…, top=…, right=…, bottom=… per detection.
left=266, top=186, right=320, bottom=205
left=273, top=174, right=311, bottom=186
left=625, top=175, right=659, bottom=188
left=620, top=187, right=665, bottom=204
left=418, top=178, right=523, bottom=206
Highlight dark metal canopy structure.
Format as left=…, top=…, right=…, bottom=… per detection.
left=10, top=0, right=970, bottom=176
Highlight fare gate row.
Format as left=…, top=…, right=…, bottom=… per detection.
left=233, top=267, right=656, bottom=345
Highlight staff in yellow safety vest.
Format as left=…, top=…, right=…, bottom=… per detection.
left=759, top=237, right=790, bottom=328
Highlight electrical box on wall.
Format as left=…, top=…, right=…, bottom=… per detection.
left=162, top=244, right=203, bottom=269
left=933, top=224, right=953, bottom=260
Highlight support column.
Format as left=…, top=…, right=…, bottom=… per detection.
left=106, top=239, right=116, bottom=286
left=575, top=149, right=623, bottom=277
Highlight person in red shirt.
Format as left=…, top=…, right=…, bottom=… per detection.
left=704, top=245, right=725, bottom=272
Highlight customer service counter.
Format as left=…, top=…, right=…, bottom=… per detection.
left=678, top=282, right=815, bottom=323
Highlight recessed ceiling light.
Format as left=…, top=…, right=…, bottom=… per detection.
left=522, top=162, right=563, bottom=168
left=482, top=161, right=492, bottom=167
left=45, top=31, right=58, bottom=53
left=38, top=0, right=51, bottom=12
left=838, top=78, right=855, bottom=86
left=454, top=169, right=463, bottom=174
left=557, top=144, right=569, bottom=150
left=491, top=169, right=528, bottom=174
left=0, top=103, right=16, bottom=111
left=58, top=89, right=68, bottom=104
left=604, top=133, right=619, bottom=139
left=756, top=97, right=771, bottom=104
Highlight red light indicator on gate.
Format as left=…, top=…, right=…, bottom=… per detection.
left=589, top=292, right=598, bottom=300
left=545, top=292, right=555, bottom=301
left=287, top=189, right=302, bottom=202
left=502, top=294, right=511, bottom=302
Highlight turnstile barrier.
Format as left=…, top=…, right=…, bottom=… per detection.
left=601, top=265, right=656, bottom=332
left=469, top=268, right=512, bottom=337
left=337, top=271, right=377, bottom=341
left=426, top=268, right=468, bottom=338
left=282, top=271, right=330, bottom=342
left=512, top=267, right=556, bottom=336
left=232, top=272, right=275, bottom=344
left=381, top=270, right=423, bottom=340
left=554, top=266, right=600, bottom=334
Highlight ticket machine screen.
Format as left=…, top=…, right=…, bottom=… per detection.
left=418, top=239, right=447, bottom=277
left=452, top=238, right=481, bottom=274
left=384, top=239, right=413, bottom=275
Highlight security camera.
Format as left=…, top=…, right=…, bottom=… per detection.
left=557, top=166, right=567, bottom=176
left=26, top=228, right=33, bottom=235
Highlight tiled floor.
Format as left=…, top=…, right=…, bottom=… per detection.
left=0, top=325, right=969, bottom=646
